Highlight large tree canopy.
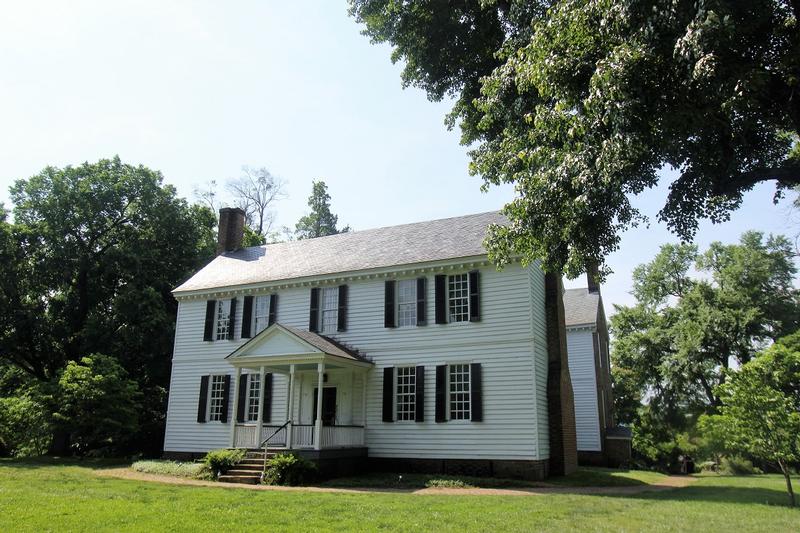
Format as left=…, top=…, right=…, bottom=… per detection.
left=295, top=180, right=350, bottom=239
left=0, top=157, right=216, bottom=453
left=350, top=0, right=800, bottom=277
left=611, top=231, right=799, bottom=463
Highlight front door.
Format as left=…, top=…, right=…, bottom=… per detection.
left=312, top=387, right=337, bottom=426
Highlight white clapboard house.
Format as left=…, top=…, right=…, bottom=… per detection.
left=164, top=208, right=615, bottom=479
left=564, top=283, right=631, bottom=467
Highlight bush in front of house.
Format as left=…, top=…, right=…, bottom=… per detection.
left=263, top=452, right=318, bottom=486
left=203, top=449, right=245, bottom=477
left=132, top=460, right=212, bottom=480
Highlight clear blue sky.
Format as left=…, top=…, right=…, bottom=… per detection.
left=1, top=1, right=796, bottom=313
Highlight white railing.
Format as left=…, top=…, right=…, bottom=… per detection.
left=321, top=425, right=365, bottom=448
left=234, top=424, right=365, bottom=449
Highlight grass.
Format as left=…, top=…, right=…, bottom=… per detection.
left=131, top=459, right=211, bottom=479
left=1, top=458, right=797, bottom=532
left=547, top=467, right=670, bottom=487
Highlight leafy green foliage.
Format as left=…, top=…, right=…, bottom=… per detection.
left=202, top=449, right=245, bottom=475
left=0, top=393, right=52, bottom=457
left=611, top=232, right=799, bottom=467
left=701, top=339, right=800, bottom=505
left=262, top=452, right=318, bottom=486
left=0, top=157, right=216, bottom=454
left=295, top=180, right=349, bottom=239
left=718, top=457, right=762, bottom=476
left=53, top=354, right=142, bottom=455
left=131, top=460, right=212, bottom=480
left=351, top=0, right=800, bottom=278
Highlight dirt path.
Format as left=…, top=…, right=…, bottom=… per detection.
left=96, top=468, right=696, bottom=496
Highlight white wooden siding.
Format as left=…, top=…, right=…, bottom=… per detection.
left=529, top=264, right=549, bottom=458
left=164, top=262, right=549, bottom=460
left=566, top=328, right=601, bottom=451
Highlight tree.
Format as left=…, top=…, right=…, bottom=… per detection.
left=702, top=339, right=800, bottom=507
left=295, top=180, right=350, bottom=239
left=611, top=232, right=799, bottom=464
left=1, top=157, right=216, bottom=454
left=350, top=1, right=800, bottom=278
left=53, top=354, right=142, bottom=454
left=227, top=166, right=286, bottom=236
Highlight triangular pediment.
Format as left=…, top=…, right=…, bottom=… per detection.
left=227, top=323, right=322, bottom=359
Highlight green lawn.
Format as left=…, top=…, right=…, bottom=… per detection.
left=0, top=459, right=796, bottom=532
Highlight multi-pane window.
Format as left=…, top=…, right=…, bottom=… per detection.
left=215, top=300, right=232, bottom=340
left=397, top=279, right=417, bottom=327
left=208, top=375, right=227, bottom=421
left=320, top=287, right=339, bottom=333
left=448, top=274, right=469, bottom=323
left=449, top=364, right=471, bottom=420
left=246, top=374, right=261, bottom=422
left=253, top=295, right=270, bottom=335
left=396, top=367, right=416, bottom=421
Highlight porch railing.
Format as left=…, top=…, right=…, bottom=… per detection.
left=233, top=423, right=365, bottom=449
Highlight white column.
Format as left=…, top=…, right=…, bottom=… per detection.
left=285, top=364, right=295, bottom=449
left=314, top=362, right=325, bottom=450
left=229, top=366, right=242, bottom=447
left=361, top=371, right=368, bottom=427
left=255, top=365, right=266, bottom=447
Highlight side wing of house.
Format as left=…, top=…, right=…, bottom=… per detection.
left=566, top=327, right=602, bottom=452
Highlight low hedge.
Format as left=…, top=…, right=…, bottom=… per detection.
left=131, top=460, right=212, bottom=480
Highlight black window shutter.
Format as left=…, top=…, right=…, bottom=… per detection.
left=241, top=296, right=253, bottom=338
left=416, top=277, right=427, bottom=326
left=415, top=365, right=425, bottom=422
left=384, top=280, right=396, bottom=328
left=309, top=288, right=320, bottom=332
left=469, top=270, right=481, bottom=322
left=268, top=294, right=278, bottom=326
left=337, top=285, right=348, bottom=332
left=262, top=373, right=273, bottom=423
left=228, top=298, right=238, bottom=339
left=435, top=365, right=447, bottom=422
left=434, top=275, right=447, bottom=324
left=203, top=301, right=216, bottom=341
left=382, top=367, right=394, bottom=422
left=220, top=375, right=231, bottom=423
left=236, top=374, right=248, bottom=423
left=197, top=375, right=209, bottom=423
left=470, top=363, right=483, bottom=422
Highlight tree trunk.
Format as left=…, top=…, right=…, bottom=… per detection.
left=779, top=460, right=795, bottom=507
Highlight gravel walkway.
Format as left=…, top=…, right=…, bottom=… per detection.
left=96, top=468, right=696, bottom=496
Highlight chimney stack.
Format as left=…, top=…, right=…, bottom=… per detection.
left=586, top=262, right=601, bottom=293
left=217, top=207, right=246, bottom=255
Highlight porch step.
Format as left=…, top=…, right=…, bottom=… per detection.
left=238, top=459, right=269, bottom=467
left=218, top=474, right=261, bottom=485
left=225, top=468, right=263, bottom=476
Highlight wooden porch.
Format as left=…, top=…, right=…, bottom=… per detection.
left=233, top=423, right=365, bottom=449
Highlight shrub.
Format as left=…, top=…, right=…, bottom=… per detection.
left=424, top=477, right=474, bottom=489
left=0, top=394, right=52, bottom=457
left=719, top=456, right=762, bottom=476
left=132, top=460, right=212, bottom=480
left=697, top=460, right=718, bottom=473
left=203, top=449, right=245, bottom=476
left=263, top=453, right=317, bottom=486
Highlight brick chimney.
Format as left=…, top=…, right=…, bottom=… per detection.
left=586, top=262, right=600, bottom=293
left=217, top=207, right=246, bottom=255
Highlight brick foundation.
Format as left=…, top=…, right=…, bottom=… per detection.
left=369, top=457, right=549, bottom=481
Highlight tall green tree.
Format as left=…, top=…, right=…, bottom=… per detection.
left=611, top=232, right=799, bottom=463
left=295, top=180, right=349, bottom=239
left=701, top=336, right=800, bottom=506
left=350, top=1, right=800, bottom=278
left=1, top=157, right=216, bottom=453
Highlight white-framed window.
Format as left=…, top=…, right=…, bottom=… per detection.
left=448, top=273, right=469, bottom=323
left=396, top=366, right=416, bottom=421
left=208, top=375, right=227, bottom=422
left=215, top=300, right=232, bottom=340
left=448, top=364, right=471, bottom=420
left=397, top=279, right=417, bottom=327
left=253, top=295, right=270, bottom=335
left=246, top=374, right=261, bottom=422
left=320, top=287, right=339, bottom=333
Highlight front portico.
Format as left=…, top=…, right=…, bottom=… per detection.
left=225, top=323, right=373, bottom=451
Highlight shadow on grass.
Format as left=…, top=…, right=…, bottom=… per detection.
left=618, top=477, right=799, bottom=509
left=0, top=456, right=130, bottom=470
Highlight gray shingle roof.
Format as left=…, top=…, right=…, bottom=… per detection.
left=175, top=211, right=506, bottom=293
left=563, top=287, right=601, bottom=327
left=281, top=325, right=370, bottom=362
